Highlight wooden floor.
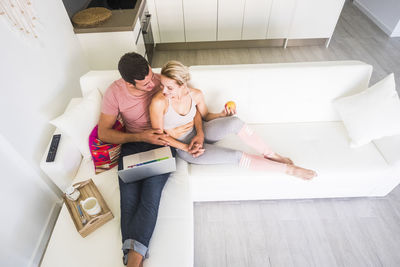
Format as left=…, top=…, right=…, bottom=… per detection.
left=152, top=1, right=400, bottom=267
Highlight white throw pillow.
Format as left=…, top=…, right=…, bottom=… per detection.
left=50, top=89, right=102, bottom=158
left=333, top=73, right=400, bottom=147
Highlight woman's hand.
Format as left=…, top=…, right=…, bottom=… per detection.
left=222, top=101, right=237, bottom=117
left=182, top=143, right=205, bottom=157
left=221, top=101, right=236, bottom=117
left=188, top=133, right=205, bottom=157
left=189, top=133, right=204, bottom=149
left=221, top=105, right=237, bottom=117
left=189, top=144, right=205, bottom=157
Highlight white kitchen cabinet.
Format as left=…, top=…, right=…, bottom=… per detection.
left=218, top=0, right=246, bottom=41
left=152, top=0, right=344, bottom=46
left=242, top=0, right=273, bottom=40
left=183, top=0, right=217, bottom=42
left=289, top=0, right=345, bottom=39
left=154, top=0, right=185, bottom=43
left=267, top=0, right=297, bottom=39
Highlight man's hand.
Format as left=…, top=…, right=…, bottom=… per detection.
left=188, top=133, right=205, bottom=157
left=166, top=121, right=194, bottom=139
left=140, top=128, right=169, bottom=146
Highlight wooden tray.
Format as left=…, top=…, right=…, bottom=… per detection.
left=63, top=179, right=114, bottom=237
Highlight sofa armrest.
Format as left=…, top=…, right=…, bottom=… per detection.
left=373, top=134, right=400, bottom=169
left=40, top=98, right=83, bottom=192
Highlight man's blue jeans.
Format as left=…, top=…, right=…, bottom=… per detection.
left=118, top=142, right=175, bottom=264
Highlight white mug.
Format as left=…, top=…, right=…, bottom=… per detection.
left=80, top=197, right=101, bottom=216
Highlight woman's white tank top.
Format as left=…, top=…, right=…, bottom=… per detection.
left=163, top=91, right=197, bottom=130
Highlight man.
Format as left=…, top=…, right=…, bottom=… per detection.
left=98, top=52, right=200, bottom=267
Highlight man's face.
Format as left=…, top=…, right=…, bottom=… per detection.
left=133, top=67, right=158, bottom=92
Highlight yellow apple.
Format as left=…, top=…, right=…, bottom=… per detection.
left=225, top=101, right=236, bottom=111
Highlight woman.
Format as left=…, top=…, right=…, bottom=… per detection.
left=150, top=60, right=316, bottom=180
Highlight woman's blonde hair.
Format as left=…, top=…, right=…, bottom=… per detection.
left=161, top=60, right=190, bottom=86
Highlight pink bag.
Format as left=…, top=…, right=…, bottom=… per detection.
left=89, top=120, right=124, bottom=173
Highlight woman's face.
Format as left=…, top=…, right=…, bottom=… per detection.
left=160, top=75, right=184, bottom=99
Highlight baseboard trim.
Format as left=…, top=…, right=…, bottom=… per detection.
left=353, top=0, right=393, bottom=37
left=29, top=201, right=62, bottom=267
left=155, top=38, right=329, bottom=51
left=156, top=39, right=286, bottom=50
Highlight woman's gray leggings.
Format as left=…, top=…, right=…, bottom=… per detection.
left=176, top=116, right=245, bottom=164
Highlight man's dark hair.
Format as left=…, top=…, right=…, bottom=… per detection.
left=118, top=52, right=149, bottom=85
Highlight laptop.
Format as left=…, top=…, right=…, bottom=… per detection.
left=118, top=146, right=176, bottom=183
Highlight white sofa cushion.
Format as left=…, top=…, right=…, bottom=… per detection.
left=189, top=61, right=372, bottom=124
left=189, top=121, right=393, bottom=201
left=79, top=62, right=371, bottom=124
left=50, top=89, right=102, bottom=158
left=333, top=73, right=400, bottom=147
left=80, top=70, right=121, bottom=96
left=145, top=170, right=194, bottom=267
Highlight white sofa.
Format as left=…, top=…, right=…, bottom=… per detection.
left=40, top=61, right=400, bottom=267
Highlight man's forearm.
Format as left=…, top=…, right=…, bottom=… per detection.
left=98, top=128, right=143, bottom=144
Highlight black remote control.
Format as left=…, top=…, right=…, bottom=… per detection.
left=46, top=134, right=61, bottom=162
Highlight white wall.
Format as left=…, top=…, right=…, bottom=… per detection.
left=0, top=135, right=60, bottom=267
left=0, top=0, right=89, bottom=265
left=354, top=0, right=400, bottom=37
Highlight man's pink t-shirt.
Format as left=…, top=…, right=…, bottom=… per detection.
left=101, top=78, right=158, bottom=133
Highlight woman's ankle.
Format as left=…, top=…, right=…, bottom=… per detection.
left=240, top=153, right=288, bottom=173
left=265, top=153, right=293, bottom=165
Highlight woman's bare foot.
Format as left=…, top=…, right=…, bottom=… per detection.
left=286, top=164, right=317, bottom=180
left=265, top=153, right=294, bottom=165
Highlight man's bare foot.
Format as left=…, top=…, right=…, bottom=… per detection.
left=286, top=164, right=317, bottom=180
left=265, top=153, right=294, bottom=165
left=127, top=250, right=143, bottom=267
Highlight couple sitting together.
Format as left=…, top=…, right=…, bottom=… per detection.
left=98, top=52, right=317, bottom=267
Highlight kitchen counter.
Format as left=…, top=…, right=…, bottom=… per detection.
left=73, top=0, right=143, bottom=34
